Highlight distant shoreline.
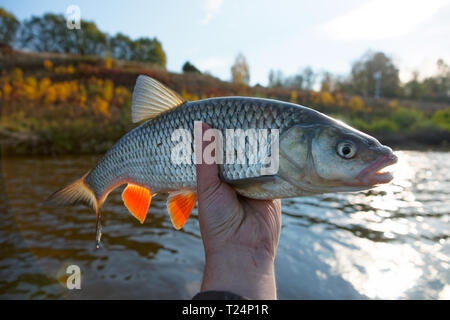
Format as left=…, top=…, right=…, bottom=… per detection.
left=1, top=127, right=449, bottom=156
left=1, top=50, right=449, bottom=155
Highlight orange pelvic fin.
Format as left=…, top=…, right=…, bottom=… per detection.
left=167, top=190, right=197, bottom=230
left=122, top=184, right=152, bottom=224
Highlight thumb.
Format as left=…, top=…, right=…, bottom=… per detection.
left=195, top=122, right=221, bottom=197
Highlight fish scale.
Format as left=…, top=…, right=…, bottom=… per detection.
left=46, top=76, right=396, bottom=244
left=84, top=97, right=306, bottom=198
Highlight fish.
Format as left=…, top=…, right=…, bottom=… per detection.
left=45, top=75, right=398, bottom=247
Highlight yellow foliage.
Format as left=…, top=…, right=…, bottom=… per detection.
left=78, top=95, right=87, bottom=108
left=25, top=76, right=37, bottom=88
left=11, top=68, right=23, bottom=86
left=114, top=86, right=130, bottom=97
left=93, top=96, right=110, bottom=117
left=43, top=59, right=53, bottom=71
left=1, top=70, right=130, bottom=118
left=2, top=82, right=12, bottom=100
left=388, top=99, right=399, bottom=109
left=114, top=86, right=131, bottom=105
left=309, top=90, right=319, bottom=104
left=321, top=81, right=330, bottom=93
left=54, top=66, right=63, bottom=73
left=54, top=65, right=75, bottom=74
left=54, top=83, right=71, bottom=102
left=44, top=86, right=57, bottom=104
left=348, top=96, right=365, bottom=112
left=335, top=92, right=345, bottom=107
left=67, top=65, right=75, bottom=74
left=103, top=80, right=114, bottom=101
left=105, top=55, right=112, bottom=69
left=23, top=77, right=38, bottom=100
left=39, top=78, right=51, bottom=94
left=319, top=91, right=335, bottom=106
left=69, top=80, right=79, bottom=94
left=290, top=90, right=298, bottom=103
left=181, top=89, right=199, bottom=101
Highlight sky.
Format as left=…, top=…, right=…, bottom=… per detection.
left=3, top=0, right=450, bottom=86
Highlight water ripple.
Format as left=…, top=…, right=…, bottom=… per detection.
left=0, top=151, right=449, bottom=299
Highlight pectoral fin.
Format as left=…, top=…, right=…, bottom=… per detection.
left=122, top=184, right=152, bottom=223
left=167, top=190, right=196, bottom=230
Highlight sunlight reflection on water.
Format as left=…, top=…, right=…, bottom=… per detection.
left=0, top=151, right=449, bottom=299
left=277, top=151, right=449, bottom=299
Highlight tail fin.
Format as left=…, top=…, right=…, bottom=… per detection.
left=44, top=171, right=98, bottom=213
left=44, top=171, right=104, bottom=248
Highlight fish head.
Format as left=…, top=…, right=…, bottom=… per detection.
left=278, top=119, right=398, bottom=194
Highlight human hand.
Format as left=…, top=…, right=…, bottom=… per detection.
left=195, top=123, right=282, bottom=300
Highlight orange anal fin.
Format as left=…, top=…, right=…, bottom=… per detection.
left=167, top=190, right=196, bottom=230
left=122, top=184, right=152, bottom=224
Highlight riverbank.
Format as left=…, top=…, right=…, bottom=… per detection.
left=1, top=121, right=449, bottom=156
left=1, top=50, right=450, bottom=155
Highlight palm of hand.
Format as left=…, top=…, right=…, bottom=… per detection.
left=197, top=173, right=282, bottom=260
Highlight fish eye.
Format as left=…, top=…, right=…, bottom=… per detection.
left=337, top=141, right=357, bottom=159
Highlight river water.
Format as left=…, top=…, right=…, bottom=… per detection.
left=0, top=151, right=448, bottom=299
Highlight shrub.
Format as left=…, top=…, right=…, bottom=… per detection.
left=391, top=107, right=423, bottom=130
left=43, top=59, right=53, bottom=71
left=289, top=90, right=298, bottom=103
left=319, top=91, right=335, bottom=106
left=351, top=118, right=370, bottom=131
left=369, top=118, right=399, bottom=133
left=348, top=96, right=364, bottom=112
left=432, top=108, right=450, bottom=131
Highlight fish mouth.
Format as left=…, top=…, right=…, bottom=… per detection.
left=355, top=153, right=398, bottom=186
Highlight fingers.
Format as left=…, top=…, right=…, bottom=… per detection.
left=196, top=122, right=221, bottom=197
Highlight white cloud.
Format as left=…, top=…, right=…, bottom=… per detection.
left=200, top=0, right=224, bottom=25
left=318, top=0, right=450, bottom=40
left=197, top=56, right=231, bottom=71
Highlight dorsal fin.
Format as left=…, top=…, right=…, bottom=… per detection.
left=131, top=75, right=186, bottom=123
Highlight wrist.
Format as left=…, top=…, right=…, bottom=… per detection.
left=201, top=245, right=277, bottom=300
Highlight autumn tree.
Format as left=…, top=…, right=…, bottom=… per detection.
left=17, top=12, right=166, bottom=68
left=301, top=67, right=316, bottom=90
left=320, top=72, right=338, bottom=92
left=18, top=14, right=66, bottom=52
left=404, top=71, right=426, bottom=100
left=405, top=59, right=450, bottom=102
left=182, top=61, right=201, bottom=74
left=284, top=74, right=304, bottom=91
left=349, top=51, right=400, bottom=97
left=0, top=8, right=19, bottom=45
left=19, top=13, right=106, bottom=55
left=424, top=59, right=450, bottom=102
left=110, top=34, right=167, bottom=67
left=68, top=20, right=107, bottom=55
left=268, top=67, right=317, bottom=91
left=109, top=33, right=134, bottom=60
left=131, top=37, right=166, bottom=68
left=268, top=69, right=284, bottom=88
left=231, top=53, right=250, bottom=85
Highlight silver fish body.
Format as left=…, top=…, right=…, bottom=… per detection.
left=85, top=97, right=317, bottom=199
left=46, top=76, right=397, bottom=243
left=84, top=95, right=395, bottom=200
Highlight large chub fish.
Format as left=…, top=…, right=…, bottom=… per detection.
left=46, top=75, right=397, bottom=246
